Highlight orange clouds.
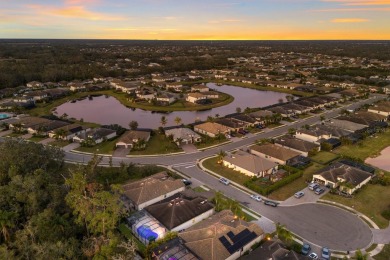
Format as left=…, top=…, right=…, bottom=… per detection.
left=331, top=18, right=370, bottom=22
left=322, top=0, right=390, bottom=6
left=26, top=4, right=126, bottom=21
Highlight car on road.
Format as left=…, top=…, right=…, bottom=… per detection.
left=182, top=179, right=192, bottom=186
left=321, top=247, right=331, bottom=259
left=219, top=177, right=230, bottom=185
left=263, top=200, right=278, bottom=207
left=301, top=243, right=311, bottom=255
left=294, top=191, right=305, bottom=198
left=250, top=194, right=262, bottom=202
left=308, top=183, right=320, bottom=191
left=308, top=252, right=318, bottom=259
left=315, top=187, right=325, bottom=195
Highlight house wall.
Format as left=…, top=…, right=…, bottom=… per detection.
left=194, top=127, right=216, bottom=138
left=274, top=143, right=309, bottom=157
left=171, top=208, right=215, bottom=232
left=312, top=174, right=336, bottom=188
left=137, top=186, right=186, bottom=210
left=343, top=175, right=372, bottom=194
left=226, top=234, right=263, bottom=260
left=368, top=108, right=390, bottom=117
left=250, top=150, right=286, bottom=165
left=295, top=132, right=321, bottom=143
left=223, top=160, right=257, bottom=177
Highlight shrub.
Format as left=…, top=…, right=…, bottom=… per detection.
left=381, top=206, right=390, bottom=220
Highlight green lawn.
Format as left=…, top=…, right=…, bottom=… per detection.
left=129, top=133, right=182, bottom=155
left=268, top=163, right=325, bottom=201
left=374, top=244, right=390, bottom=260
left=310, top=151, right=339, bottom=165
left=195, top=135, right=229, bottom=149
left=322, top=184, right=390, bottom=228
left=193, top=186, right=209, bottom=193
left=28, top=136, right=47, bottom=142
left=202, top=156, right=251, bottom=186
left=267, top=123, right=284, bottom=129
left=76, top=137, right=119, bottom=155
left=334, top=129, right=390, bottom=161
left=48, top=140, right=71, bottom=148
left=297, top=114, right=311, bottom=119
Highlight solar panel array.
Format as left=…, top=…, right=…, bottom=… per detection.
left=218, top=228, right=258, bottom=254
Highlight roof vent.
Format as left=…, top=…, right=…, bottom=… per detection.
left=176, top=202, right=180, bottom=205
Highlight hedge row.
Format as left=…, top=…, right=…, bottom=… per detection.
left=244, top=170, right=303, bottom=196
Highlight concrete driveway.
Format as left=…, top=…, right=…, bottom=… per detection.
left=281, top=186, right=329, bottom=206
left=38, top=138, right=55, bottom=145
left=21, top=133, right=33, bottom=139
left=113, top=147, right=130, bottom=157
left=62, top=143, right=80, bottom=152
left=181, top=144, right=198, bottom=153
left=0, top=130, right=12, bottom=137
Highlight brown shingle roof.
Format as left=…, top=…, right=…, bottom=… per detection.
left=179, top=210, right=263, bottom=260
left=145, top=193, right=214, bottom=230
left=274, top=136, right=319, bottom=153
left=195, top=122, right=232, bottom=135
left=122, top=172, right=185, bottom=208
left=250, top=144, right=301, bottom=161
left=117, top=130, right=151, bottom=145
left=223, top=151, right=277, bottom=174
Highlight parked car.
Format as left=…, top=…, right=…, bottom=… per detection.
left=263, top=200, right=278, bottom=207
left=238, top=129, right=247, bottom=135
left=308, top=252, right=318, bottom=259
left=321, top=247, right=331, bottom=259
left=308, top=183, right=320, bottom=191
left=294, top=191, right=305, bottom=198
left=230, top=132, right=236, bottom=137
left=315, top=187, right=325, bottom=195
left=301, top=243, right=311, bottom=255
left=219, top=177, right=230, bottom=185
left=225, top=134, right=231, bottom=139
left=182, top=179, right=192, bottom=186
left=256, top=124, right=264, bottom=129
left=250, top=194, right=262, bottom=202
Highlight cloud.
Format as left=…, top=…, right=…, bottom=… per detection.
left=208, top=19, right=243, bottom=24
left=322, top=0, right=390, bottom=6
left=64, top=0, right=100, bottom=5
left=27, top=5, right=126, bottom=21
left=309, top=7, right=390, bottom=11
left=331, top=18, right=370, bottom=22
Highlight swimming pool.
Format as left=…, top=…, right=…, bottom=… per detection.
left=0, top=113, right=10, bottom=120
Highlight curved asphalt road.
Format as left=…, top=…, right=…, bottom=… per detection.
left=64, top=95, right=383, bottom=251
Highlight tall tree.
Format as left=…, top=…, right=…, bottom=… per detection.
left=174, top=116, right=182, bottom=126
left=160, top=116, right=167, bottom=128
left=129, top=120, right=138, bottom=130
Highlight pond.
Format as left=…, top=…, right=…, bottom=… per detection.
left=365, top=146, right=390, bottom=172
left=55, top=83, right=289, bottom=129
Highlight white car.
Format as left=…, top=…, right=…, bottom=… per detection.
left=219, top=177, right=230, bottom=185
left=308, top=252, right=318, bottom=259
left=250, top=194, right=262, bottom=202
left=294, top=191, right=305, bottom=198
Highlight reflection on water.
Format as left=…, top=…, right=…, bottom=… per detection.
left=55, top=83, right=289, bottom=129
left=365, top=146, right=390, bottom=171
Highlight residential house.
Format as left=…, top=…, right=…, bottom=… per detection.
left=136, top=89, right=155, bottom=100
left=203, top=91, right=219, bottom=99
left=229, top=114, right=258, bottom=127
left=48, top=124, right=87, bottom=140
left=110, top=79, right=139, bottom=93
left=312, top=162, right=373, bottom=194
left=23, top=91, right=48, bottom=102
left=223, top=151, right=278, bottom=178
left=73, top=127, right=117, bottom=144
left=295, top=128, right=332, bottom=144
left=151, top=237, right=199, bottom=260
left=216, top=118, right=249, bottom=131
left=115, top=130, right=151, bottom=149
left=368, top=101, right=390, bottom=117
left=68, top=82, right=86, bottom=92
left=122, top=172, right=185, bottom=210
left=179, top=210, right=264, bottom=260
left=9, top=116, right=50, bottom=133
left=249, top=110, right=273, bottom=125
left=274, top=136, right=320, bottom=157
left=165, top=127, right=202, bottom=145
left=26, top=81, right=43, bottom=89
left=325, top=119, right=368, bottom=133
left=250, top=144, right=301, bottom=165
left=186, top=93, right=207, bottom=104
left=240, top=239, right=309, bottom=260
left=27, top=120, right=69, bottom=135
left=156, top=93, right=176, bottom=104
left=191, top=85, right=209, bottom=92
left=166, top=84, right=183, bottom=92
left=194, top=122, right=233, bottom=138
left=266, top=106, right=295, bottom=118
left=145, top=193, right=214, bottom=232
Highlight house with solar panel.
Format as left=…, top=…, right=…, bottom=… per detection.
left=178, top=210, right=264, bottom=260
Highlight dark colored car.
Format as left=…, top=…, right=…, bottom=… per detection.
left=182, top=179, right=192, bottom=186
left=238, top=129, right=247, bottom=135
left=315, top=187, right=325, bottom=195
left=301, top=243, right=311, bottom=255
left=264, top=200, right=278, bottom=207
left=321, top=247, right=331, bottom=259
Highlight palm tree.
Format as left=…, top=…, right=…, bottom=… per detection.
left=285, top=95, right=294, bottom=102
left=236, top=107, right=242, bottom=113
left=275, top=223, right=293, bottom=243
left=160, top=116, right=167, bottom=127
left=353, top=250, right=368, bottom=260
left=174, top=116, right=182, bottom=126
left=320, top=115, right=325, bottom=122
left=217, top=150, right=227, bottom=164
left=176, top=137, right=183, bottom=146
left=0, top=210, right=15, bottom=242
left=288, top=128, right=296, bottom=136
left=54, top=128, right=67, bottom=140
left=207, top=116, right=215, bottom=122
left=213, top=191, right=225, bottom=212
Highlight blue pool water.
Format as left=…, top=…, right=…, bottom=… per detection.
left=137, top=225, right=158, bottom=242
left=0, top=114, right=10, bottom=120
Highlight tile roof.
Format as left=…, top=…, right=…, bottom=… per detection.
left=195, top=122, right=232, bottom=135
left=250, top=144, right=301, bottom=161
left=122, top=172, right=185, bottom=207
left=145, top=193, right=214, bottom=230
left=165, top=127, right=201, bottom=141
left=179, top=210, right=263, bottom=260
left=117, top=130, right=151, bottom=144
left=314, top=162, right=373, bottom=187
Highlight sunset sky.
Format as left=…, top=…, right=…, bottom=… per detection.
left=1, top=0, right=389, bottom=40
